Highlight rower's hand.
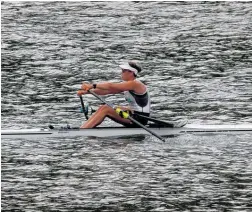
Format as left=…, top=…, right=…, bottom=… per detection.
left=77, top=90, right=88, bottom=96
left=81, top=83, right=93, bottom=91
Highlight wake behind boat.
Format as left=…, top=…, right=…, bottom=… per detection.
left=2, top=123, right=252, bottom=140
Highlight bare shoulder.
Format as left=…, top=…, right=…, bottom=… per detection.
left=132, top=80, right=147, bottom=94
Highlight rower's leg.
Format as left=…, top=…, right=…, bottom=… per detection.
left=80, top=105, right=131, bottom=128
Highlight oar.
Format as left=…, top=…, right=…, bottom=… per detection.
left=86, top=89, right=166, bottom=142
left=79, top=95, right=89, bottom=120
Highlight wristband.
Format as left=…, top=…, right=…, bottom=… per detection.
left=93, top=84, right=97, bottom=89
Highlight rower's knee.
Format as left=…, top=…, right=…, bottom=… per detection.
left=97, top=104, right=107, bottom=111
left=99, top=105, right=112, bottom=114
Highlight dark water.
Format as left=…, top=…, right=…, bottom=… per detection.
left=1, top=1, right=252, bottom=211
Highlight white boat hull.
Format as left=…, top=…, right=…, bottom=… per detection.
left=1, top=124, right=252, bottom=139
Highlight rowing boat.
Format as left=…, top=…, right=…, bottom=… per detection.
left=2, top=123, right=252, bottom=139
left=2, top=92, right=252, bottom=140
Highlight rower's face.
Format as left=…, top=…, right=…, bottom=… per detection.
left=121, top=69, right=133, bottom=81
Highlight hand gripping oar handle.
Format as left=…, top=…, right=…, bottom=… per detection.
left=87, top=89, right=166, bottom=142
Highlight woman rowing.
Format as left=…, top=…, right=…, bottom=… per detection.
left=77, top=61, right=150, bottom=128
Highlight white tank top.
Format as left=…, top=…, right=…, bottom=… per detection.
left=124, top=86, right=150, bottom=113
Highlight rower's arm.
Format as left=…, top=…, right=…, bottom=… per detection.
left=80, top=81, right=136, bottom=95
left=91, top=88, right=115, bottom=95
left=95, top=81, right=135, bottom=93
left=77, top=88, right=118, bottom=96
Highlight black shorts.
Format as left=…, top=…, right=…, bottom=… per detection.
left=109, top=111, right=150, bottom=128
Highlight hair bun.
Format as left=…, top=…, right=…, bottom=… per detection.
left=128, top=61, right=142, bottom=73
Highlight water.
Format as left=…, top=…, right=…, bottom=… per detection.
left=1, top=1, right=252, bottom=211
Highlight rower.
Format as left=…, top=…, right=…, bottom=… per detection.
left=77, top=61, right=151, bottom=128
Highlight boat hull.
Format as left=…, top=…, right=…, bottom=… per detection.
left=1, top=124, right=252, bottom=139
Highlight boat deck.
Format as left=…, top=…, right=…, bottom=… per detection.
left=1, top=124, right=252, bottom=139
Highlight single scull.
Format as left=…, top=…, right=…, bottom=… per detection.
left=2, top=91, right=252, bottom=140
left=2, top=123, right=252, bottom=139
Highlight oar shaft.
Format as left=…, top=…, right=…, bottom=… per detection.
left=80, top=96, right=88, bottom=120
left=128, top=116, right=166, bottom=142
left=88, top=90, right=114, bottom=108
left=87, top=89, right=165, bottom=142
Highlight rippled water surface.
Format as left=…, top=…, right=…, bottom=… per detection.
left=1, top=1, right=252, bottom=211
